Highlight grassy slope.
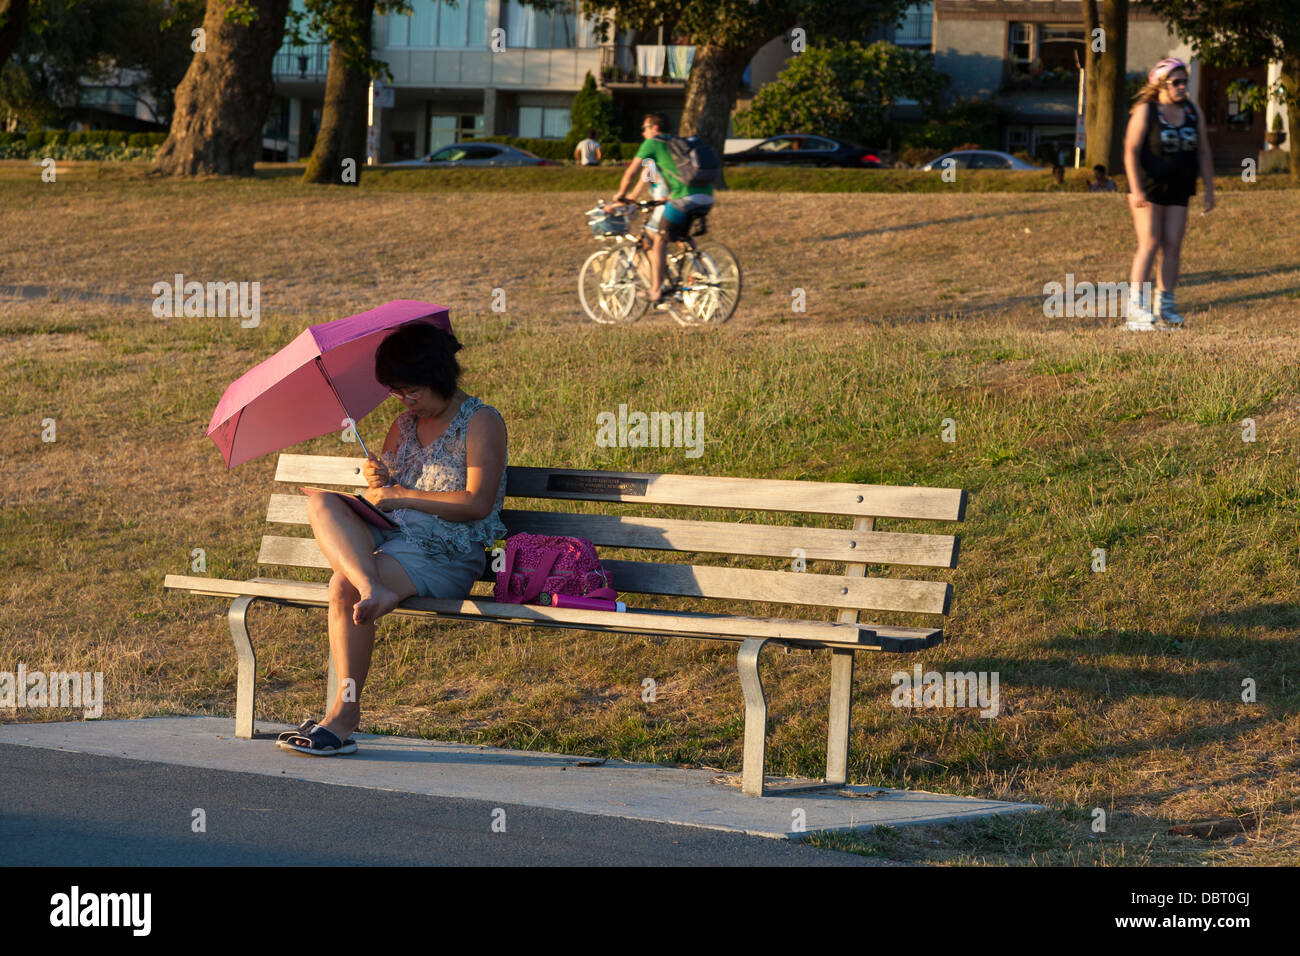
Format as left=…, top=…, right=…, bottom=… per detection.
left=1, top=163, right=1298, bottom=865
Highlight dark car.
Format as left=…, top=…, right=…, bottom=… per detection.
left=383, top=142, right=556, bottom=168
left=723, top=134, right=883, bottom=168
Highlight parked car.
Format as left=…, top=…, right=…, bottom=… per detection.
left=920, top=150, right=1044, bottom=171
left=383, top=142, right=556, bottom=168
left=723, top=134, right=883, bottom=168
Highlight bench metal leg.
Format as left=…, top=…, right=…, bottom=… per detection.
left=825, top=648, right=854, bottom=785
left=737, top=637, right=770, bottom=796
left=228, top=596, right=257, bottom=739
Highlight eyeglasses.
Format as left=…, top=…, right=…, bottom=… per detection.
left=1167, top=78, right=1188, bottom=87
left=388, top=386, right=426, bottom=399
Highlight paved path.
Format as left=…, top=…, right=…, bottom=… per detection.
left=0, top=718, right=1043, bottom=865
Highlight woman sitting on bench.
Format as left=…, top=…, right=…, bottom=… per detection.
left=279, top=320, right=508, bottom=756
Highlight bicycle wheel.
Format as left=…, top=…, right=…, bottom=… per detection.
left=680, top=240, right=742, bottom=324
left=578, top=249, right=615, bottom=323
left=600, top=245, right=651, bottom=324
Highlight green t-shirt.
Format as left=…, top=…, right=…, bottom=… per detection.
left=635, top=135, right=714, bottom=199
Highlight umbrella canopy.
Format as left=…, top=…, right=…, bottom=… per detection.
left=207, top=299, right=452, bottom=469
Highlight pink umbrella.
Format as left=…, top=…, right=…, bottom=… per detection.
left=208, top=299, right=452, bottom=468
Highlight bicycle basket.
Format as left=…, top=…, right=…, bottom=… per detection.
left=587, top=211, right=629, bottom=237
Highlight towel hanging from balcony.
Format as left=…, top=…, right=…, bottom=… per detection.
left=665, top=45, right=695, bottom=80
left=636, top=44, right=667, bottom=79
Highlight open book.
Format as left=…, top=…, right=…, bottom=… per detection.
left=299, top=487, right=398, bottom=530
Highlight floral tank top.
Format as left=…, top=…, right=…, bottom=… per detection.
left=378, top=396, right=508, bottom=559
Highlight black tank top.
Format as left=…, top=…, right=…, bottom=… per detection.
left=1138, top=100, right=1199, bottom=193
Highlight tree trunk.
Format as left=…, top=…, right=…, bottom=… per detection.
left=1282, top=51, right=1300, bottom=182
left=1082, top=0, right=1100, bottom=167
left=1085, top=0, right=1128, bottom=173
left=0, top=0, right=29, bottom=75
left=679, top=38, right=766, bottom=188
left=302, top=0, right=374, bottom=186
left=154, top=0, right=291, bottom=177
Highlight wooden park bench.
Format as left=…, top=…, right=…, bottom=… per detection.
left=165, top=454, right=966, bottom=796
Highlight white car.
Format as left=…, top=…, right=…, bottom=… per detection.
left=921, top=150, right=1045, bottom=171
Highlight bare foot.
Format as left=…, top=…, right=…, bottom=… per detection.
left=353, top=585, right=401, bottom=625
left=318, top=705, right=359, bottom=745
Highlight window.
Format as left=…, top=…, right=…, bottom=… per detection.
left=895, top=2, right=933, bottom=47
left=519, top=106, right=570, bottom=139
left=428, top=112, right=483, bottom=153
left=799, top=136, right=837, bottom=151
left=1038, top=26, right=1084, bottom=73
left=969, top=152, right=1011, bottom=170
left=1009, top=23, right=1032, bottom=70
left=388, top=0, right=488, bottom=48
left=504, top=0, right=595, bottom=49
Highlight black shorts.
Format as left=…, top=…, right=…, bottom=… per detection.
left=1142, top=179, right=1195, bottom=207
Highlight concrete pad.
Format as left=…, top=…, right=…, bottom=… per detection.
left=0, top=717, right=1043, bottom=840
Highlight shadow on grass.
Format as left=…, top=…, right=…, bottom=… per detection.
left=817, top=206, right=1053, bottom=242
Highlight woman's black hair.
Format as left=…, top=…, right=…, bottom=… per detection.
left=374, top=322, right=462, bottom=399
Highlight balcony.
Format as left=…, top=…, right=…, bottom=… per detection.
left=274, top=43, right=330, bottom=79
left=598, top=43, right=693, bottom=89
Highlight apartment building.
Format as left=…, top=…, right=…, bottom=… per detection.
left=266, top=1, right=940, bottom=162
left=931, top=1, right=1287, bottom=167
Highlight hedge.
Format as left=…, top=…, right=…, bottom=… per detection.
left=471, top=135, right=640, bottom=162
left=1, top=129, right=165, bottom=149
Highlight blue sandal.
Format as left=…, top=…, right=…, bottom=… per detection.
left=277, top=725, right=358, bottom=756
left=276, top=718, right=319, bottom=742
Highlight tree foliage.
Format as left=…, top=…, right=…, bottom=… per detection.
left=563, top=69, right=623, bottom=150
left=732, top=40, right=947, bottom=146
left=581, top=0, right=911, bottom=165
left=1147, top=0, right=1299, bottom=178
left=0, top=0, right=202, bottom=129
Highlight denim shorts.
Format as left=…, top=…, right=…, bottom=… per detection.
left=368, top=518, right=487, bottom=599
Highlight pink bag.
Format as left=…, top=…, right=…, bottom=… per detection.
left=493, top=534, right=616, bottom=605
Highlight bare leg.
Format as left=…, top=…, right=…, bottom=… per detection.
left=650, top=229, right=667, bottom=301
left=1158, top=204, right=1189, bottom=293
left=1128, top=197, right=1163, bottom=291
left=317, top=555, right=417, bottom=744
left=306, top=494, right=400, bottom=625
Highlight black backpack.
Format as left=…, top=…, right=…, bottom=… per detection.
left=666, top=135, right=721, bottom=188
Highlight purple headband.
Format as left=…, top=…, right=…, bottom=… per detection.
left=1149, top=58, right=1187, bottom=85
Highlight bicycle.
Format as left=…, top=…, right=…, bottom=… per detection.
left=579, top=199, right=741, bottom=326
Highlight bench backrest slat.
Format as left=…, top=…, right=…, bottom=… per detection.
left=257, top=535, right=951, bottom=615
left=273, top=455, right=967, bottom=521
left=265, top=495, right=958, bottom=568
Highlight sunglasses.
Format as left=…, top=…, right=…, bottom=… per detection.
left=1166, top=78, right=1188, bottom=87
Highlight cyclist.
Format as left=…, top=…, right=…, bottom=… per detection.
left=606, top=113, right=714, bottom=305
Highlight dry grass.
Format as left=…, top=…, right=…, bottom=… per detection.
left=2, top=162, right=1299, bottom=865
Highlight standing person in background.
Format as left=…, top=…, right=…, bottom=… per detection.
left=574, top=128, right=602, bottom=166
left=1122, top=57, right=1215, bottom=331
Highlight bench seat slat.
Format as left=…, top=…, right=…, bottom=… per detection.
left=264, top=496, right=960, bottom=568
left=163, top=575, right=918, bottom=649
left=255, top=535, right=951, bottom=615
left=272, top=456, right=967, bottom=521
